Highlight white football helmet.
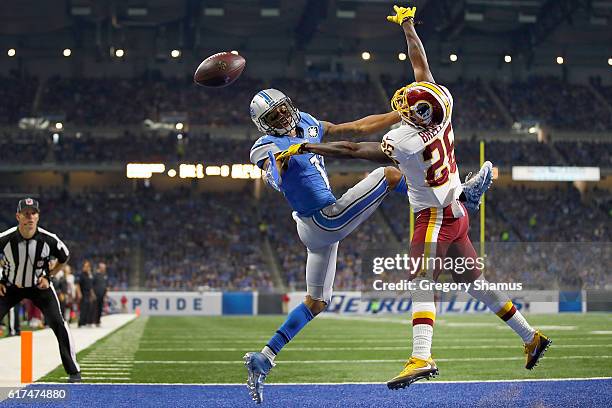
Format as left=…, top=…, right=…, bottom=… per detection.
left=250, top=89, right=300, bottom=136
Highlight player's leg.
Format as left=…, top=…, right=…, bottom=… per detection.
left=388, top=207, right=448, bottom=389
left=29, top=286, right=81, bottom=380
left=9, top=305, right=21, bottom=336
left=450, top=214, right=551, bottom=369
left=0, top=286, right=24, bottom=323
left=244, top=242, right=338, bottom=404
left=307, top=166, right=402, bottom=245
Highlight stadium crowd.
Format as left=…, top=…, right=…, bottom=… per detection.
left=1, top=74, right=609, bottom=132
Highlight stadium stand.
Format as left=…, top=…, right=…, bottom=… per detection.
left=492, top=77, right=612, bottom=131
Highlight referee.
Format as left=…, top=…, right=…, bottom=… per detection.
left=0, top=198, right=81, bottom=383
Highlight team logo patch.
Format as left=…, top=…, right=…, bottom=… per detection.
left=307, top=126, right=319, bottom=138
left=37, top=260, right=44, bottom=268
left=25, top=198, right=34, bottom=205
left=412, top=100, right=433, bottom=124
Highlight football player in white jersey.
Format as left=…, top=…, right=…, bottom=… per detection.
left=277, top=5, right=550, bottom=389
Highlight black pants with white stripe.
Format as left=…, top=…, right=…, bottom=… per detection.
left=9, top=304, right=21, bottom=335
left=0, top=284, right=80, bottom=375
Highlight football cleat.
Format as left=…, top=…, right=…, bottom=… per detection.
left=387, top=356, right=438, bottom=390
left=244, top=352, right=274, bottom=404
left=462, top=161, right=493, bottom=212
left=524, top=330, right=552, bottom=370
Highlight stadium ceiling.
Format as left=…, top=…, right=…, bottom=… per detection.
left=0, top=0, right=610, bottom=56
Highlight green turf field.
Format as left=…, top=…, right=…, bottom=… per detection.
left=41, top=313, right=612, bottom=383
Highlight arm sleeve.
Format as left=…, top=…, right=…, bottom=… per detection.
left=250, top=138, right=281, bottom=169
left=0, top=239, right=9, bottom=284
left=49, top=235, right=70, bottom=264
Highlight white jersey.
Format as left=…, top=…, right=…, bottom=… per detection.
left=382, top=83, right=462, bottom=212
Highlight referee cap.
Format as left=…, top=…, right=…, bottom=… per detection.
left=17, top=198, right=40, bottom=213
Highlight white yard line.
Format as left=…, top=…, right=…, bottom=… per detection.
left=0, top=314, right=137, bottom=388
left=129, top=355, right=612, bottom=365
left=136, top=344, right=612, bottom=352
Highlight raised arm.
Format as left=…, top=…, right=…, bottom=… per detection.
left=387, top=5, right=435, bottom=83
left=321, top=111, right=400, bottom=138
left=278, top=141, right=393, bottom=164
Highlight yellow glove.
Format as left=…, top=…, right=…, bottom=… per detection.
left=386, top=5, right=416, bottom=25
left=275, top=143, right=306, bottom=162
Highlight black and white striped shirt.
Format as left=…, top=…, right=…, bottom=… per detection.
left=0, top=226, right=69, bottom=288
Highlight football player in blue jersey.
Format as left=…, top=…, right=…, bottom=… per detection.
left=244, top=88, right=405, bottom=403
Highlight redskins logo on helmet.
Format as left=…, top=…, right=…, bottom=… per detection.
left=391, top=82, right=448, bottom=128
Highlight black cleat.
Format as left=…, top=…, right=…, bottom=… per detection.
left=68, top=372, right=82, bottom=383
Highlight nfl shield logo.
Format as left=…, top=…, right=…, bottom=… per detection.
left=307, top=126, right=319, bottom=138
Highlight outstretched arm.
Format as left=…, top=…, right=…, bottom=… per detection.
left=403, top=20, right=434, bottom=83
left=301, top=141, right=393, bottom=164
left=321, top=111, right=400, bottom=138
left=388, top=5, right=435, bottom=83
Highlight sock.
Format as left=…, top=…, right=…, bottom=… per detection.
left=393, top=175, right=408, bottom=195
left=265, top=302, right=314, bottom=355
left=468, top=279, right=536, bottom=343
left=495, top=301, right=536, bottom=343
left=410, top=280, right=435, bottom=359
left=261, top=346, right=277, bottom=364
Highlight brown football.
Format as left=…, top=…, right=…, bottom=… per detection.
left=194, top=52, right=246, bottom=87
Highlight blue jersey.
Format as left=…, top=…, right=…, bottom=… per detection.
left=250, top=112, right=336, bottom=217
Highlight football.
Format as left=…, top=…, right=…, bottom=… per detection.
left=194, top=52, right=246, bottom=87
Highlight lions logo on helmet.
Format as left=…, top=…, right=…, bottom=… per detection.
left=250, top=89, right=301, bottom=136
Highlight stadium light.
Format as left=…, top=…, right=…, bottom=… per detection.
left=556, top=56, right=564, bottom=65
left=175, top=122, right=184, bottom=131
left=55, top=122, right=63, bottom=130
left=398, top=53, right=407, bottom=61
left=450, top=53, right=458, bottom=62
left=115, top=49, right=125, bottom=58
left=504, top=55, right=512, bottom=63
left=176, top=133, right=183, bottom=140
left=231, top=50, right=239, bottom=55
left=608, top=57, right=612, bottom=66
left=167, top=169, right=177, bottom=178
left=171, top=49, right=181, bottom=58
left=52, top=133, right=60, bottom=144
left=361, top=52, right=371, bottom=61
left=7, top=48, right=16, bottom=57
left=63, top=48, right=72, bottom=57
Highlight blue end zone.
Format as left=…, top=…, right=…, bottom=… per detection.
left=1, top=379, right=610, bottom=408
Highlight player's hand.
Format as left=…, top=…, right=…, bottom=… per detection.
left=0, top=283, right=6, bottom=296
left=37, top=276, right=50, bottom=290
left=386, top=5, right=416, bottom=26
left=264, top=151, right=283, bottom=191
left=275, top=143, right=307, bottom=162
